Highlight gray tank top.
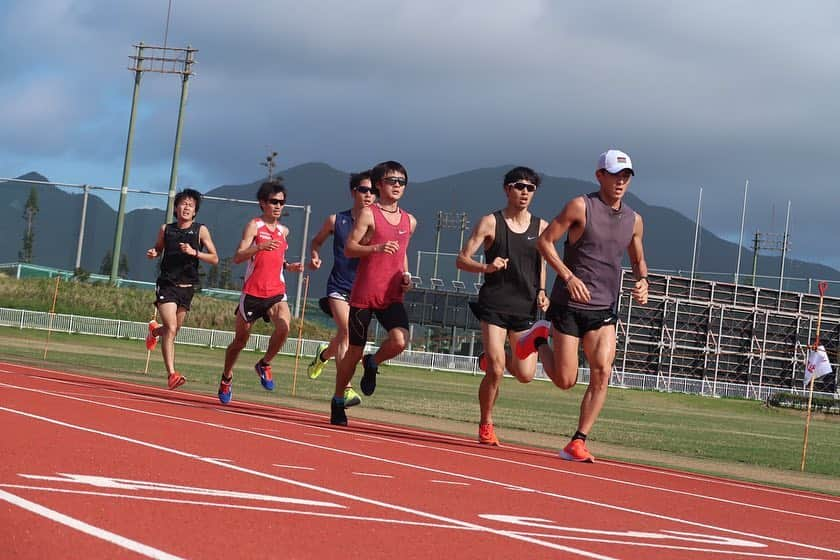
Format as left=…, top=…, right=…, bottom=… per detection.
left=549, top=192, right=636, bottom=310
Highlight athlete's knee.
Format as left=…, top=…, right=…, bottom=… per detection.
left=389, top=329, right=408, bottom=351
left=588, top=366, right=612, bottom=392
left=552, top=367, right=578, bottom=390
left=161, top=323, right=178, bottom=339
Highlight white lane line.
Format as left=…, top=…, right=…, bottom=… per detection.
left=0, top=488, right=184, bottom=560
left=0, top=405, right=620, bottom=560
left=352, top=472, right=394, bottom=479
left=430, top=480, right=470, bottom=486
left=273, top=464, right=315, bottom=471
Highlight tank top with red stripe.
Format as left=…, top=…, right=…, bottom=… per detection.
left=350, top=205, right=413, bottom=309
left=242, top=218, right=288, bottom=298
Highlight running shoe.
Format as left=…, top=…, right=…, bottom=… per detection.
left=515, top=320, right=551, bottom=360
left=343, top=387, right=362, bottom=408
left=145, top=320, right=160, bottom=351
left=478, top=352, right=487, bottom=372
left=307, top=343, right=329, bottom=379
left=478, top=423, right=500, bottom=446
left=167, top=371, right=186, bottom=390
left=559, top=439, right=595, bottom=463
left=330, top=397, right=348, bottom=426
left=218, top=376, right=232, bottom=404
left=360, top=354, right=378, bottom=396
left=254, top=360, right=274, bottom=391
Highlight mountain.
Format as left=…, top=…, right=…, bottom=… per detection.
left=2, top=165, right=838, bottom=302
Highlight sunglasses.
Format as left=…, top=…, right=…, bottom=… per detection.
left=509, top=182, right=537, bottom=192
left=382, top=177, right=407, bottom=186
left=354, top=186, right=377, bottom=194
left=266, top=198, right=286, bottom=206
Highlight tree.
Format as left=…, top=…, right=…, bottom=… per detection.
left=99, top=251, right=130, bottom=278
left=18, top=187, right=39, bottom=263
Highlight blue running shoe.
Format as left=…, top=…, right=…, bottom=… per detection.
left=360, top=354, right=378, bottom=396
left=254, top=360, right=274, bottom=391
left=330, top=397, right=348, bottom=426
left=218, top=376, right=232, bottom=404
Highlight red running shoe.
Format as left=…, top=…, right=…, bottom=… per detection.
left=167, top=371, right=186, bottom=390
left=145, top=320, right=160, bottom=351
left=515, top=320, right=550, bottom=360
left=478, top=423, right=500, bottom=446
left=559, top=439, right=595, bottom=462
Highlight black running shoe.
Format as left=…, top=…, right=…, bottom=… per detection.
left=360, top=353, right=378, bottom=396
left=330, top=397, right=348, bottom=426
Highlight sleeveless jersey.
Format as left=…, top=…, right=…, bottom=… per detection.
left=326, top=209, right=359, bottom=295
left=159, top=221, right=202, bottom=285
left=477, top=211, right=542, bottom=318
left=242, top=218, right=288, bottom=298
left=550, top=192, right=636, bottom=310
left=350, top=205, right=413, bottom=309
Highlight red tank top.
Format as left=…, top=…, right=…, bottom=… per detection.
left=350, top=205, right=412, bottom=309
left=242, top=218, right=288, bottom=298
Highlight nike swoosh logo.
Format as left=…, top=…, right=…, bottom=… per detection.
left=527, top=236, right=537, bottom=240
left=398, top=230, right=407, bottom=234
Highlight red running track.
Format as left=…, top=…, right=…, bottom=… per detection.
left=1, top=361, right=839, bottom=559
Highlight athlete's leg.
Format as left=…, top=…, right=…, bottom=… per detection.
left=223, top=313, right=253, bottom=378
left=576, top=325, right=617, bottom=435
left=479, top=322, right=508, bottom=426
left=506, top=327, right=540, bottom=383
left=545, top=331, right=581, bottom=389
left=325, top=298, right=351, bottom=362
left=263, top=301, right=291, bottom=363
left=334, top=306, right=369, bottom=399
left=156, top=302, right=180, bottom=374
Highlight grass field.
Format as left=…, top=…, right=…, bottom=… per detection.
left=2, top=326, right=838, bottom=495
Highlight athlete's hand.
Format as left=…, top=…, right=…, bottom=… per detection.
left=146, top=248, right=158, bottom=259
left=565, top=275, right=591, bottom=304
left=485, top=257, right=509, bottom=273
left=309, top=251, right=322, bottom=270
left=259, top=239, right=281, bottom=251
left=401, top=272, right=412, bottom=292
left=632, top=278, right=649, bottom=305
left=286, top=261, right=304, bottom=273
left=537, top=290, right=550, bottom=312
left=178, top=242, right=197, bottom=256
left=377, top=240, right=400, bottom=255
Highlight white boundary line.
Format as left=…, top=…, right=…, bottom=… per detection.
left=0, top=488, right=184, bottom=560
left=2, top=381, right=839, bottom=557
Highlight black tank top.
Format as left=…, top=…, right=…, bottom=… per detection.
left=159, top=222, right=202, bottom=285
left=477, top=211, right=541, bottom=318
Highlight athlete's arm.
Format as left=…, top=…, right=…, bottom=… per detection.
left=456, top=214, right=501, bottom=274
left=232, top=220, right=263, bottom=264
left=345, top=207, right=385, bottom=257
left=538, top=196, right=590, bottom=303
left=193, top=224, right=220, bottom=265
left=146, top=224, right=166, bottom=259
left=536, top=218, right=550, bottom=311
left=308, top=214, right=335, bottom=270
left=628, top=213, right=649, bottom=305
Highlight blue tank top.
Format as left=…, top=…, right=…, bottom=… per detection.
left=326, top=209, right=359, bottom=295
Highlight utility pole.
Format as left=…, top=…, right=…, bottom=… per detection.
left=433, top=211, right=467, bottom=279
left=110, top=42, right=198, bottom=283
left=751, top=231, right=788, bottom=287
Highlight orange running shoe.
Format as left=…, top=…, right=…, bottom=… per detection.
left=515, top=320, right=550, bottom=360
left=559, top=439, right=595, bottom=462
left=478, top=423, right=500, bottom=446
left=145, top=320, right=160, bottom=351
left=167, top=372, right=186, bottom=390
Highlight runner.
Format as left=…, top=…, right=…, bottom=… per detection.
left=519, top=149, right=649, bottom=462
left=217, top=180, right=304, bottom=404
left=307, top=170, right=376, bottom=408
left=145, top=188, right=218, bottom=390
left=329, top=161, right=416, bottom=426
left=456, top=166, right=548, bottom=445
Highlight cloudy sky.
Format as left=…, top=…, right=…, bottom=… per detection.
left=2, top=1, right=839, bottom=270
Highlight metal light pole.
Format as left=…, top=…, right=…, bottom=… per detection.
left=261, top=151, right=279, bottom=181
left=433, top=211, right=467, bottom=279
left=110, top=42, right=198, bottom=283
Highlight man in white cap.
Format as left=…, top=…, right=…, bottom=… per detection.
left=516, top=149, right=649, bottom=462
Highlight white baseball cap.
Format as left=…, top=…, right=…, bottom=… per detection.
left=597, top=149, right=634, bottom=175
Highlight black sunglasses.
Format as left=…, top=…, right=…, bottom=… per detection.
left=267, top=198, right=286, bottom=206
left=382, top=177, right=407, bottom=186
left=509, top=182, right=537, bottom=192
left=354, top=186, right=377, bottom=194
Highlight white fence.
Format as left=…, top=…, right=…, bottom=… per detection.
left=0, top=307, right=834, bottom=402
